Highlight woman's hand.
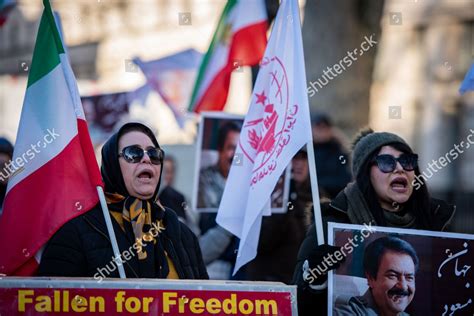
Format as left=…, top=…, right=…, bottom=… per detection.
left=299, top=244, right=345, bottom=290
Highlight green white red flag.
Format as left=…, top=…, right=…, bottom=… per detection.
left=0, top=0, right=102, bottom=276
left=188, top=0, right=268, bottom=113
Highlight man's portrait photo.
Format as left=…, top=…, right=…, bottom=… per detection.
left=193, top=112, right=289, bottom=213
left=334, top=236, right=418, bottom=316
left=328, top=223, right=474, bottom=316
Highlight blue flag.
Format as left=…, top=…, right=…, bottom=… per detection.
left=459, top=62, right=474, bottom=95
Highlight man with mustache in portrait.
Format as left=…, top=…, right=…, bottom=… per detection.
left=334, top=236, right=418, bottom=316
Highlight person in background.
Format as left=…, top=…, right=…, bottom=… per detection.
left=39, top=122, right=208, bottom=280
left=243, top=148, right=311, bottom=283
left=159, top=155, right=200, bottom=234
left=159, top=156, right=187, bottom=220
left=293, top=128, right=455, bottom=316
left=0, top=137, right=13, bottom=213
left=312, top=113, right=352, bottom=199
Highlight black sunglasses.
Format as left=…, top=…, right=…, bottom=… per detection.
left=119, top=145, right=164, bottom=165
left=372, top=153, right=418, bottom=173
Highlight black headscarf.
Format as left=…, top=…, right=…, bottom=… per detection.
left=0, top=137, right=13, bottom=208
left=101, top=122, right=169, bottom=278
left=0, top=138, right=13, bottom=158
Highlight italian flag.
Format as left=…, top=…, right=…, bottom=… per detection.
left=0, top=0, right=102, bottom=276
left=188, top=0, right=268, bottom=113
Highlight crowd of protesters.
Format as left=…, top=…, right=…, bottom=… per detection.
left=0, top=113, right=458, bottom=316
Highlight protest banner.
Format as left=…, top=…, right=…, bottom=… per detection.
left=0, top=278, right=296, bottom=315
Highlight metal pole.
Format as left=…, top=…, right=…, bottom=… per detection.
left=96, top=186, right=126, bottom=278
left=306, top=142, right=325, bottom=245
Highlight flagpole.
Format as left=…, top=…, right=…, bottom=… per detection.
left=96, top=186, right=126, bottom=278
left=305, top=142, right=325, bottom=245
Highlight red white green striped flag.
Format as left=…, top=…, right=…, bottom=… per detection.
left=0, top=0, right=102, bottom=276
left=188, top=0, right=268, bottom=113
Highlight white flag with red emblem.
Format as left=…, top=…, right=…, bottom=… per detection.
left=216, top=0, right=312, bottom=274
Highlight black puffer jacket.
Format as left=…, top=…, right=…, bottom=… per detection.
left=293, top=191, right=456, bottom=316
left=38, top=204, right=208, bottom=280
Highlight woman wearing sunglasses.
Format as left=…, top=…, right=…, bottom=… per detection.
left=39, top=122, right=208, bottom=280
left=293, top=129, right=455, bottom=316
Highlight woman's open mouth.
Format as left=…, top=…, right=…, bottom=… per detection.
left=390, top=177, right=408, bottom=193
left=137, top=170, right=154, bottom=183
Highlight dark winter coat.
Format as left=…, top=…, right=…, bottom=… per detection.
left=38, top=204, right=208, bottom=280
left=159, top=185, right=187, bottom=220
left=243, top=179, right=310, bottom=283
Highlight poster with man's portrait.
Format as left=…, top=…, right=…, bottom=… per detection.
left=327, top=223, right=474, bottom=316
left=192, top=112, right=290, bottom=213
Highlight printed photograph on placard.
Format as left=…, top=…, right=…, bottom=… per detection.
left=192, top=112, right=290, bottom=213
left=327, top=223, right=474, bottom=316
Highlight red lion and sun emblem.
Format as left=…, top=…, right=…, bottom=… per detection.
left=239, top=56, right=300, bottom=186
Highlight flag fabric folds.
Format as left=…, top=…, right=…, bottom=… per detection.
left=134, top=49, right=202, bottom=127
left=459, top=62, right=474, bottom=95
left=0, top=0, right=102, bottom=276
left=188, top=0, right=268, bottom=113
left=216, top=0, right=313, bottom=274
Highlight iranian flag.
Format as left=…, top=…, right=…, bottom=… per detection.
left=0, top=0, right=102, bottom=276
left=188, top=0, right=268, bottom=113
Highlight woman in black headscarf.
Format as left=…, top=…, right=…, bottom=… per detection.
left=39, top=122, right=208, bottom=280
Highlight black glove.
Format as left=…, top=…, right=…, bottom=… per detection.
left=300, top=244, right=345, bottom=288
